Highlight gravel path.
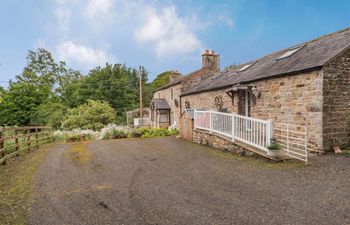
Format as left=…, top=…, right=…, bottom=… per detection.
left=28, top=137, right=350, bottom=225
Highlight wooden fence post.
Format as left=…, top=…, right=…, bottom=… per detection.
left=27, top=129, right=31, bottom=151
left=35, top=128, right=39, bottom=149
left=0, top=128, right=5, bottom=165
left=15, top=129, right=19, bottom=157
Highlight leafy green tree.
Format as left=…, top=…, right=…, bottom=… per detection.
left=31, top=102, right=68, bottom=129
left=61, top=100, right=116, bottom=131
left=0, top=48, right=81, bottom=127
left=0, top=82, right=49, bottom=126
left=62, top=64, right=147, bottom=123
left=1, top=48, right=163, bottom=128
left=16, top=48, right=82, bottom=95
left=151, top=71, right=175, bottom=90
left=0, top=87, right=5, bottom=103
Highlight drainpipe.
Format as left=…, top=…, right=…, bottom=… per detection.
left=180, top=96, right=182, bottom=116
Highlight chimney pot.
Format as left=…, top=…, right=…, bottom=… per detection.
left=202, top=49, right=220, bottom=71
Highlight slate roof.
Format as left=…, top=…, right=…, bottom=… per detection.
left=182, top=27, right=350, bottom=96
left=152, top=98, right=170, bottom=109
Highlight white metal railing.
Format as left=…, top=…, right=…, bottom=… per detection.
left=134, top=118, right=150, bottom=127
left=194, top=110, right=272, bottom=151
left=273, top=123, right=308, bottom=164
left=233, top=114, right=272, bottom=150
left=193, top=111, right=211, bottom=130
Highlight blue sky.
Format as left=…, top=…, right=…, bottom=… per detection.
left=0, top=0, right=349, bottom=87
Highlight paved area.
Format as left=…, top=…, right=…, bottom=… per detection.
left=29, top=137, right=350, bottom=225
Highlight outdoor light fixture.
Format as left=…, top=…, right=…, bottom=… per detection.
left=251, top=86, right=261, bottom=98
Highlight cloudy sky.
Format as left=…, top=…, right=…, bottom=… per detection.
left=0, top=0, right=349, bottom=86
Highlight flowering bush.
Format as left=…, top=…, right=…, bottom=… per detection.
left=53, top=125, right=179, bottom=142
left=53, top=129, right=99, bottom=142
left=61, top=100, right=116, bottom=131
left=99, top=124, right=130, bottom=139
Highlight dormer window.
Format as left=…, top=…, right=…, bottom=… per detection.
left=277, top=45, right=304, bottom=60
left=238, top=64, right=252, bottom=72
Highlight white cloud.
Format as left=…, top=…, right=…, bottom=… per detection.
left=55, top=6, right=71, bottom=33
left=218, top=15, right=235, bottom=29
left=83, top=0, right=115, bottom=28
left=56, top=41, right=116, bottom=68
left=53, top=0, right=81, bottom=34
left=47, top=0, right=235, bottom=65
left=134, top=5, right=202, bottom=58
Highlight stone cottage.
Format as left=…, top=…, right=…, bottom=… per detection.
left=180, top=27, right=350, bottom=153
left=150, top=50, right=220, bottom=128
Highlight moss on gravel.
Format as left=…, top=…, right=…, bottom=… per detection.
left=68, top=143, right=91, bottom=164
left=0, top=148, right=47, bottom=225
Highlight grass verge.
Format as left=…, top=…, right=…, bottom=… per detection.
left=340, top=149, right=350, bottom=157
left=0, top=148, right=47, bottom=225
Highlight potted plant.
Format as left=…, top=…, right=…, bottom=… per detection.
left=267, top=138, right=281, bottom=158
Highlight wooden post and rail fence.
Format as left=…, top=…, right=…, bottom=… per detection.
left=0, top=126, right=53, bottom=165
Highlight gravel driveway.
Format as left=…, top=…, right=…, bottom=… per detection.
left=28, top=137, right=350, bottom=225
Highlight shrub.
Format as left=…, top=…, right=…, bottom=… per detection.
left=140, top=128, right=179, bottom=138
left=53, top=130, right=66, bottom=142
left=267, top=142, right=282, bottom=151
left=53, top=129, right=99, bottom=142
left=98, top=125, right=179, bottom=140
left=112, top=129, right=128, bottom=139
left=99, top=124, right=129, bottom=139
left=130, top=129, right=145, bottom=138
left=61, top=100, right=116, bottom=131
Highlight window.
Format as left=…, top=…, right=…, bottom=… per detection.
left=277, top=45, right=304, bottom=60
left=171, top=89, right=174, bottom=100
left=238, top=64, right=252, bottom=72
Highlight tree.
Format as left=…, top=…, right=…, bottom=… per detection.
left=1, top=48, right=161, bottom=127
left=61, top=100, right=116, bottom=131
left=0, top=48, right=81, bottom=126
left=151, top=71, right=177, bottom=90
left=16, top=48, right=82, bottom=95
left=62, top=63, right=147, bottom=124
left=0, top=82, right=49, bottom=126
left=31, top=102, right=68, bottom=129
left=0, top=87, right=5, bottom=103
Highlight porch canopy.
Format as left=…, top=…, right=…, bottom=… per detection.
left=151, top=98, right=171, bottom=110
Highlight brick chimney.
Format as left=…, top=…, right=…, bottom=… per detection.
left=202, top=49, right=220, bottom=71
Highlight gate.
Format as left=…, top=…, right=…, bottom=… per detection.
left=273, top=123, right=308, bottom=164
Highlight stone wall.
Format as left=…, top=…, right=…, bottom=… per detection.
left=192, top=130, right=257, bottom=157
left=180, top=111, right=194, bottom=141
left=182, top=70, right=324, bottom=152
left=153, top=83, right=182, bottom=128
left=181, top=87, right=236, bottom=112
left=323, top=48, right=350, bottom=150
